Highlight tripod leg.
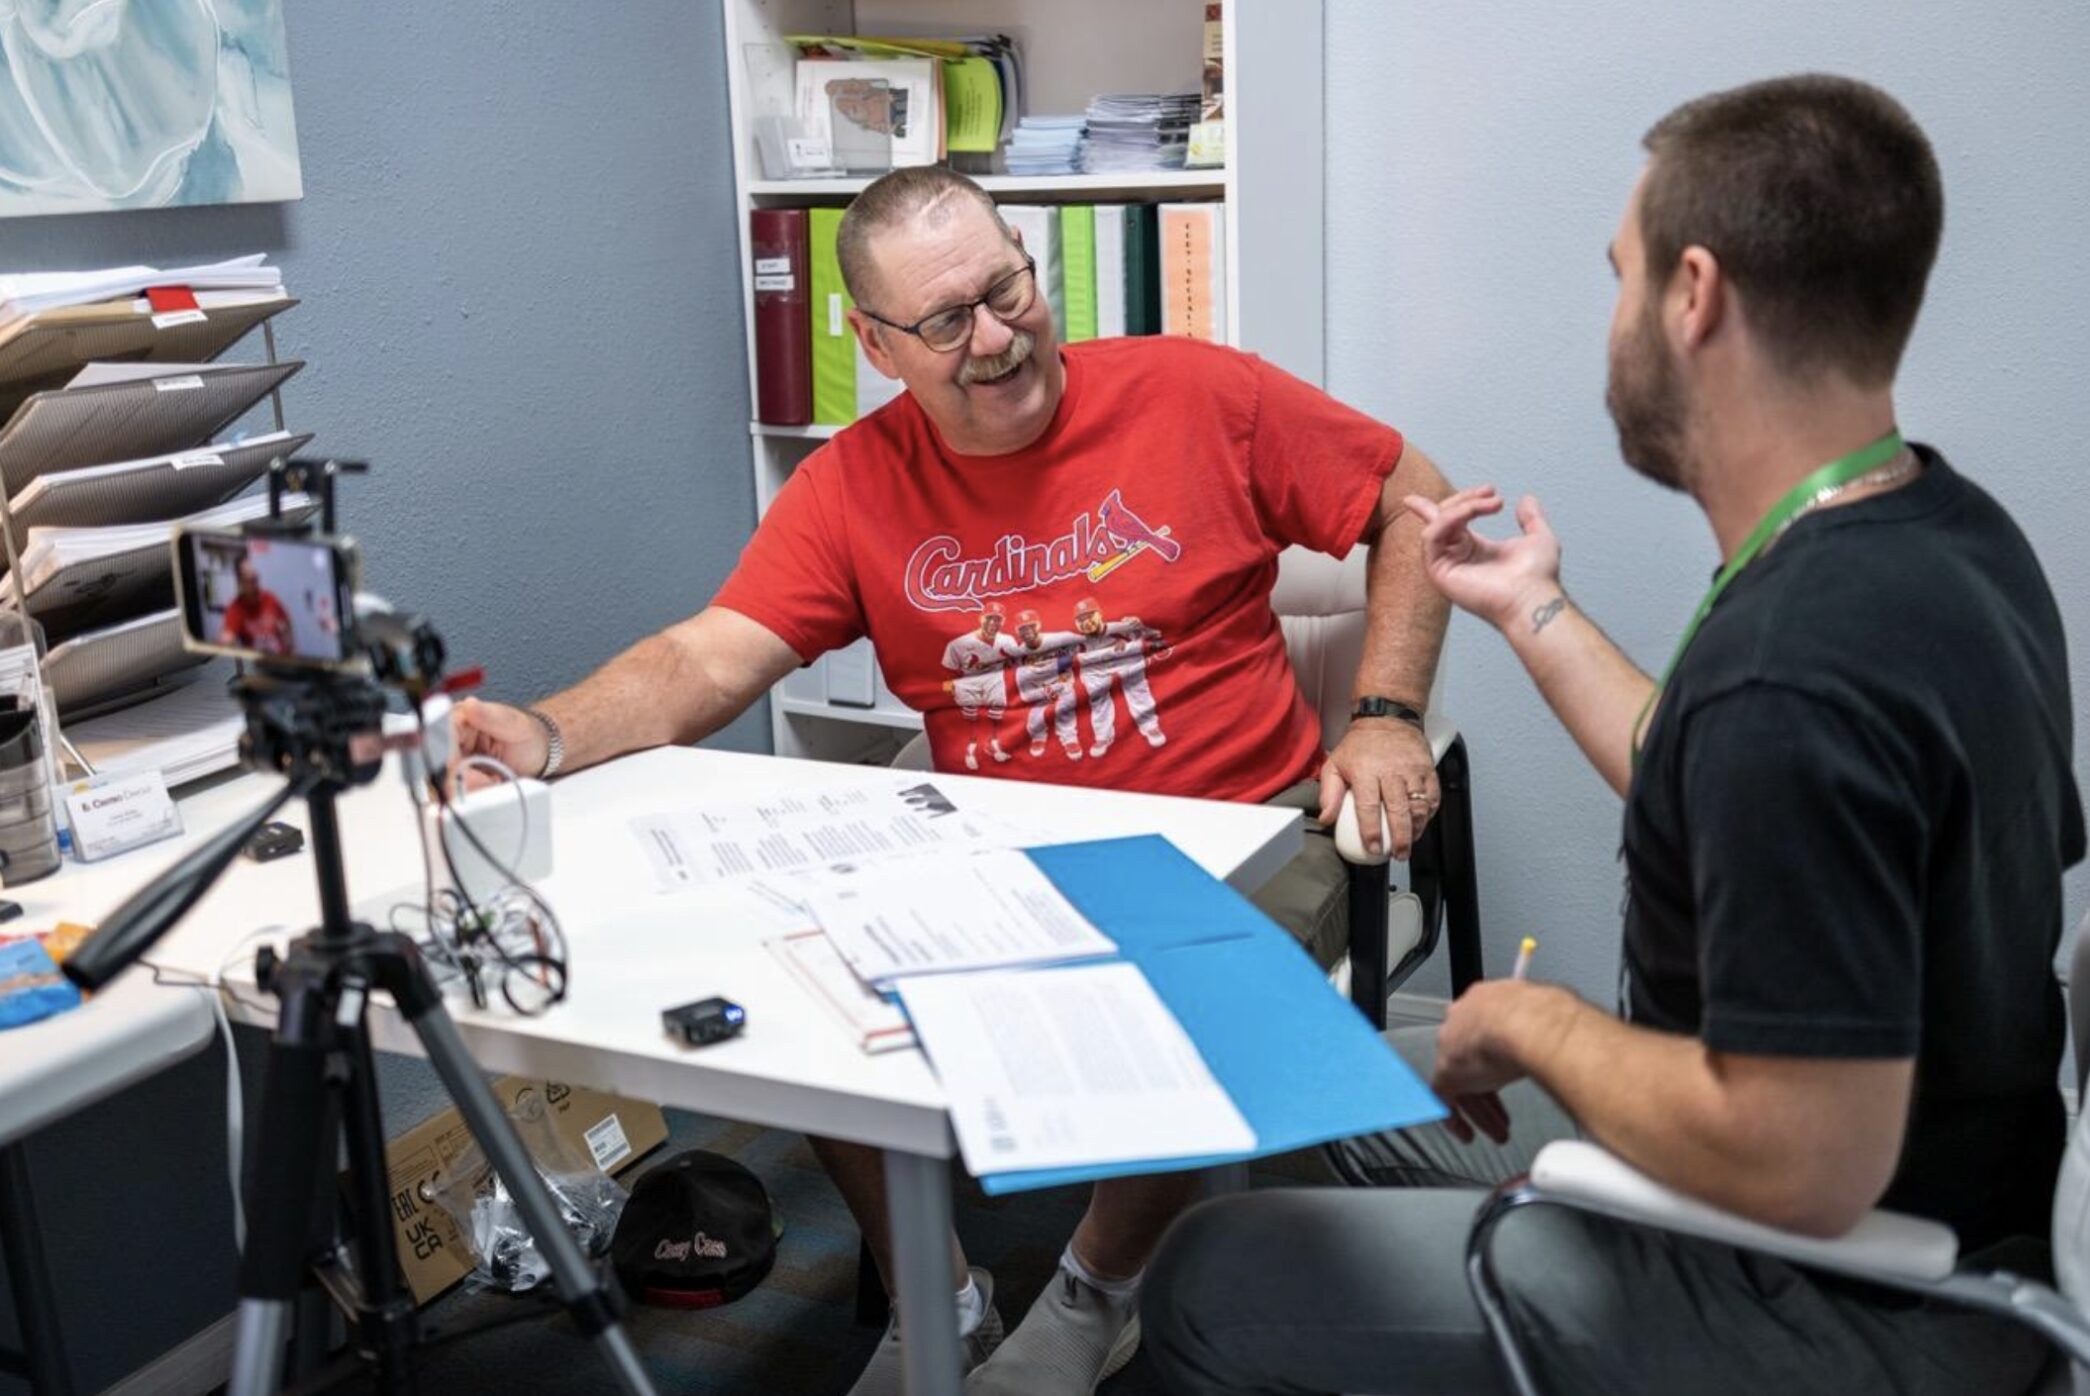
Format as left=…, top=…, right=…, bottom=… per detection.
left=401, top=999, right=656, bottom=1396
left=229, top=978, right=337, bottom=1396
left=336, top=988, right=422, bottom=1393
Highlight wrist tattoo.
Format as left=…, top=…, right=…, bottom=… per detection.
left=1531, top=595, right=1568, bottom=634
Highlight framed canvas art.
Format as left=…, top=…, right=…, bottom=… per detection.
left=0, top=0, right=302, bottom=218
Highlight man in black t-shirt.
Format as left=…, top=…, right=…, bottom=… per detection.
left=1142, top=74, right=2085, bottom=1396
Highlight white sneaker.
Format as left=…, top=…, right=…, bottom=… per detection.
left=1088, top=742, right=1111, bottom=759
left=991, top=743, right=1012, bottom=764
left=1064, top=746, right=1083, bottom=761
left=965, top=1267, right=1140, bottom=1394
left=847, top=1267, right=1006, bottom=1396
left=965, top=746, right=980, bottom=771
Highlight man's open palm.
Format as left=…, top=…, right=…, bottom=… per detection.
left=1402, top=487, right=1562, bottom=630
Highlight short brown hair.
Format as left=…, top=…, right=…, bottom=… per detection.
left=1640, top=74, right=1943, bottom=386
left=836, top=166, right=1005, bottom=308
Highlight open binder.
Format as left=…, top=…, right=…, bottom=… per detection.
left=0, top=360, right=302, bottom=498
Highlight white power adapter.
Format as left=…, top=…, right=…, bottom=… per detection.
left=427, top=778, right=553, bottom=905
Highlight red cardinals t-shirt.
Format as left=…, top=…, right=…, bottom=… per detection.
left=713, top=337, right=1404, bottom=803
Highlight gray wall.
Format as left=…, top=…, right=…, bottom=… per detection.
left=0, top=6, right=757, bottom=1389
left=1326, top=1, right=2090, bottom=1003
left=0, top=0, right=764, bottom=742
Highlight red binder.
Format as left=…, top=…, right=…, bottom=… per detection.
left=750, top=209, right=812, bottom=425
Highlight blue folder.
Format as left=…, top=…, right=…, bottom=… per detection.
left=905, top=835, right=1446, bottom=1195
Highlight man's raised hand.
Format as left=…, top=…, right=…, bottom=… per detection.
left=1403, top=488, right=1565, bottom=633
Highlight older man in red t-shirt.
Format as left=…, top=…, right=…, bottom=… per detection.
left=216, top=557, right=293, bottom=656
left=455, top=167, right=1451, bottom=1394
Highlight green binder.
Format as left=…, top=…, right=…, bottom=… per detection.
left=1122, top=204, right=1162, bottom=336
left=809, top=207, right=857, bottom=425
left=1060, top=205, right=1098, bottom=342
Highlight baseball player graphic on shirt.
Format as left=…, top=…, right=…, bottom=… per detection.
left=1010, top=608, right=1087, bottom=760
left=1072, top=597, right=1170, bottom=755
left=938, top=601, right=1019, bottom=769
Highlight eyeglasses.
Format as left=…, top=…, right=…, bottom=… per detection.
left=860, top=256, right=1038, bottom=353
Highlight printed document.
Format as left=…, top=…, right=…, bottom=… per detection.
left=899, top=962, right=1255, bottom=1174
left=801, top=847, right=1116, bottom=988
left=630, top=780, right=1003, bottom=891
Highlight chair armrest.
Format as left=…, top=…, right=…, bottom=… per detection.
left=1330, top=713, right=1462, bottom=866
left=1527, top=1140, right=1959, bottom=1285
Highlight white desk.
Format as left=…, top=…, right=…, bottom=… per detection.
left=8, top=746, right=1301, bottom=1396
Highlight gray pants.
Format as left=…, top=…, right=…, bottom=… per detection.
left=1141, top=1027, right=2053, bottom=1396
left=1248, top=781, right=1349, bottom=972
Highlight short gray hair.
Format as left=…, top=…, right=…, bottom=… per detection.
left=836, top=166, right=1006, bottom=308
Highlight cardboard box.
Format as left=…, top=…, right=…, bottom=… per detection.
left=365, top=1077, right=668, bottom=1304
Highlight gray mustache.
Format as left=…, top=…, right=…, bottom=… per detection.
left=959, top=330, right=1035, bottom=386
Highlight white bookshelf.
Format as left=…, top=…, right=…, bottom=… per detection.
left=721, top=0, right=1324, bottom=762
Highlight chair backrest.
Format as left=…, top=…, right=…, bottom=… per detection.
left=2053, top=910, right=2090, bottom=1310
left=1269, top=544, right=1446, bottom=747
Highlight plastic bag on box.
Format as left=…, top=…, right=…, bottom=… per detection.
left=427, top=1085, right=628, bottom=1293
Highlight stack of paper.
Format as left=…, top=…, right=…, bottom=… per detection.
left=799, top=846, right=1119, bottom=991
left=1005, top=115, right=1086, bottom=175
left=7, top=429, right=311, bottom=533
left=63, top=666, right=244, bottom=788
left=0, top=255, right=284, bottom=332
left=5, top=491, right=313, bottom=643
left=1081, top=93, right=1201, bottom=172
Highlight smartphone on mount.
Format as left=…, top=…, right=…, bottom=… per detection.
left=173, top=526, right=362, bottom=671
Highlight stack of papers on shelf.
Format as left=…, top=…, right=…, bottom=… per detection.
left=5, top=491, right=313, bottom=642
left=0, top=255, right=283, bottom=331
left=43, top=608, right=205, bottom=714
left=1005, top=115, right=1086, bottom=175
left=0, top=359, right=303, bottom=498
left=64, top=666, right=243, bottom=787
left=7, top=429, right=311, bottom=532
left=1081, top=93, right=1201, bottom=172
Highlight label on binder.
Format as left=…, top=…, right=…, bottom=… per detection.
left=828, top=293, right=845, bottom=337
left=172, top=451, right=225, bottom=470
left=153, top=375, right=205, bottom=392
left=755, top=256, right=791, bottom=275
left=151, top=309, right=209, bottom=329
left=755, top=273, right=794, bottom=291
left=66, top=771, right=181, bottom=863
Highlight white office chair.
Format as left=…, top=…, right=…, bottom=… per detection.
left=1465, top=903, right=2090, bottom=1396
left=891, top=544, right=1485, bottom=1021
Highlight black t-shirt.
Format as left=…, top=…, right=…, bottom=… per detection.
left=1622, top=446, right=2086, bottom=1253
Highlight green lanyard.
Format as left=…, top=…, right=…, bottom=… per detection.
left=1631, top=429, right=1905, bottom=767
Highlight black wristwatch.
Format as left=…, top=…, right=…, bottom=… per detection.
left=1351, top=696, right=1426, bottom=730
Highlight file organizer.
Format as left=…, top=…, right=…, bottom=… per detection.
left=0, top=295, right=297, bottom=424
left=7, top=493, right=316, bottom=643
left=0, top=292, right=311, bottom=777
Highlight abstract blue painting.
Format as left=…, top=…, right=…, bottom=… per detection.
left=0, top=0, right=302, bottom=218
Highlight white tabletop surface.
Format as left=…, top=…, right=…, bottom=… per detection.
left=2, top=747, right=1301, bottom=1158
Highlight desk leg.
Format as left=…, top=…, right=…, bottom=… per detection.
left=0, top=1141, right=74, bottom=1396
left=883, top=1150, right=962, bottom=1396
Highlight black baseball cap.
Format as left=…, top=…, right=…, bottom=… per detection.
left=610, top=1150, right=780, bottom=1309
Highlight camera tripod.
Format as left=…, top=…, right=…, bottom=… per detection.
left=66, top=665, right=657, bottom=1396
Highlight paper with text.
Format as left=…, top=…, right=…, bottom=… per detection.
left=630, top=781, right=1001, bottom=891
left=802, top=848, right=1116, bottom=988
left=901, top=962, right=1255, bottom=1175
